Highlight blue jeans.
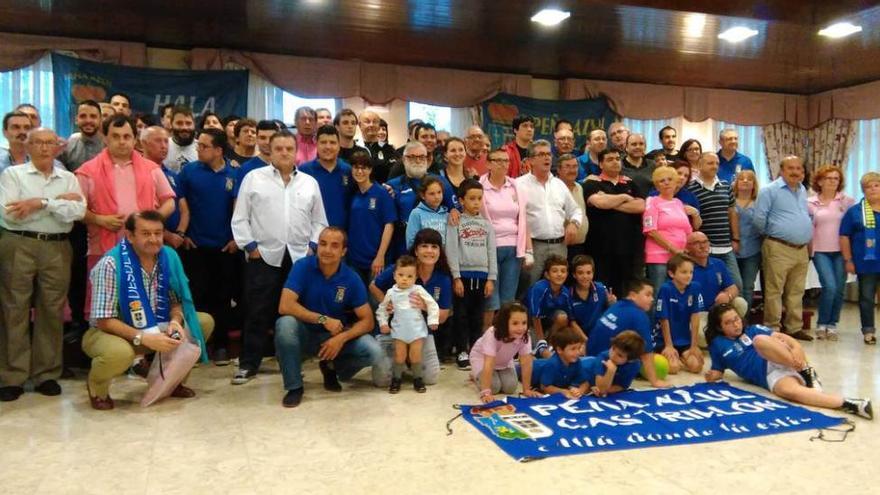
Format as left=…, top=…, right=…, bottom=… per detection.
left=857, top=273, right=879, bottom=334
left=711, top=250, right=743, bottom=292
left=646, top=263, right=668, bottom=296
left=812, top=252, right=846, bottom=327
left=274, top=316, right=387, bottom=391
left=737, top=252, right=761, bottom=314
left=487, top=246, right=521, bottom=311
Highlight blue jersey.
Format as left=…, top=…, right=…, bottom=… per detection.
left=570, top=282, right=609, bottom=336
left=653, top=281, right=705, bottom=349
left=177, top=160, right=236, bottom=248
left=576, top=154, right=600, bottom=181
left=347, top=182, right=397, bottom=269
left=708, top=325, right=772, bottom=389
left=587, top=299, right=652, bottom=356
left=692, top=258, right=734, bottom=305
left=284, top=256, right=368, bottom=330
left=299, top=159, right=354, bottom=228
left=525, top=279, right=573, bottom=319
left=161, top=166, right=182, bottom=232
left=532, top=353, right=590, bottom=389
left=581, top=350, right=641, bottom=390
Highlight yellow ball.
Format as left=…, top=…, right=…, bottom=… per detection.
left=640, top=354, right=669, bottom=380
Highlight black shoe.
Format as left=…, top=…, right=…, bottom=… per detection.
left=282, top=388, right=304, bottom=408
left=63, top=320, right=87, bottom=344
left=842, top=398, right=873, bottom=420
left=788, top=330, right=814, bottom=342
left=456, top=352, right=471, bottom=371
left=129, top=358, right=150, bottom=379
left=389, top=378, right=402, bottom=394
left=413, top=377, right=426, bottom=393
left=319, top=360, right=342, bottom=392
left=0, top=386, right=24, bottom=402
left=798, top=367, right=815, bottom=388
left=35, top=380, right=62, bottom=396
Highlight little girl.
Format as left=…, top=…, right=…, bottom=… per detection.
left=704, top=304, right=873, bottom=420
left=654, top=254, right=705, bottom=374
left=469, top=302, right=542, bottom=403
left=405, top=176, right=449, bottom=249
left=376, top=255, right=440, bottom=393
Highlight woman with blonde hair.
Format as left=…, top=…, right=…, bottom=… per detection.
left=840, top=172, right=880, bottom=345
left=734, top=170, right=762, bottom=313
left=808, top=165, right=855, bottom=340
left=643, top=166, right=693, bottom=291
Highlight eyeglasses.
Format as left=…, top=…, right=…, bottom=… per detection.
left=404, top=155, right=428, bottom=162
left=30, top=140, right=57, bottom=147
left=488, top=158, right=510, bottom=163
left=530, top=152, right=552, bottom=158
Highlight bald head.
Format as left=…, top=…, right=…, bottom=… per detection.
left=359, top=110, right=380, bottom=142
left=141, top=125, right=169, bottom=164
left=26, top=127, right=58, bottom=168
left=686, top=232, right=710, bottom=264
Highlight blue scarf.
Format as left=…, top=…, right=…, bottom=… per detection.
left=109, top=240, right=208, bottom=362
left=863, top=199, right=877, bottom=261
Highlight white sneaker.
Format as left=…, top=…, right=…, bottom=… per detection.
left=827, top=326, right=839, bottom=341
left=815, top=326, right=827, bottom=340
left=843, top=398, right=874, bottom=420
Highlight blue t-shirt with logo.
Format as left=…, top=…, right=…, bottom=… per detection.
left=284, top=255, right=368, bottom=330
left=581, top=350, right=642, bottom=390
left=570, top=282, right=609, bottom=336
left=347, top=182, right=397, bottom=269
left=708, top=325, right=772, bottom=389
left=525, top=279, right=574, bottom=320
left=177, top=160, right=237, bottom=248
left=587, top=299, right=652, bottom=356
left=299, top=159, right=354, bottom=228
left=692, top=257, right=734, bottom=305
left=532, top=353, right=590, bottom=389
left=653, top=280, right=705, bottom=349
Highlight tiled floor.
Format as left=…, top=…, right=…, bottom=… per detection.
left=1, top=304, right=878, bottom=495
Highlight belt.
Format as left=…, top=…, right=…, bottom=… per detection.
left=533, top=237, right=565, bottom=244
left=7, top=230, right=69, bottom=241
left=767, top=236, right=806, bottom=249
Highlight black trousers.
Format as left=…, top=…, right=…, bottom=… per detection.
left=593, top=252, right=638, bottom=298
left=183, top=247, right=239, bottom=350
left=239, top=253, right=291, bottom=372
left=452, top=278, right=487, bottom=355
left=67, top=222, right=88, bottom=326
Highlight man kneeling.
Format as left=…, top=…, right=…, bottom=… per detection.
left=275, top=227, right=387, bottom=408
left=83, top=211, right=213, bottom=410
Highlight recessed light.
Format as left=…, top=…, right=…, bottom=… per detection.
left=684, top=13, right=706, bottom=38
left=718, top=26, right=759, bottom=42
left=819, top=22, right=863, bottom=38
left=531, top=9, right=571, bottom=27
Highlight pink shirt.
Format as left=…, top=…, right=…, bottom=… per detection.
left=468, top=327, right=532, bottom=378
left=295, top=133, right=317, bottom=166
left=77, top=163, right=175, bottom=255
left=643, top=196, right=692, bottom=264
left=808, top=193, right=855, bottom=252
left=480, top=175, right=521, bottom=248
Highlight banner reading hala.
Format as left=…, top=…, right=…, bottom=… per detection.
left=481, top=93, right=618, bottom=150
left=461, top=382, right=845, bottom=462
left=52, top=53, right=248, bottom=138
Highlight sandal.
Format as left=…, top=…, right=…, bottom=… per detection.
left=864, top=333, right=877, bottom=345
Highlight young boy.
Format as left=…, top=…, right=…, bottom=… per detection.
left=581, top=330, right=645, bottom=396
left=530, top=326, right=590, bottom=399
left=524, top=256, right=583, bottom=358
left=570, top=255, right=616, bottom=338
left=447, top=179, right=497, bottom=370
left=654, top=254, right=705, bottom=374
left=587, top=278, right=670, bottom=388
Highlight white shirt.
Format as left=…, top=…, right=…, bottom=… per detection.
left=0, top=162, right=85, bottom=233
left=232, top=165, right=328, bottom=267
left=164, top=139, right=197, bottom=172
left=515, top=173, right=582, bottom=240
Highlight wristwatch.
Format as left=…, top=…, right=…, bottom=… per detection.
left=132, top=331, right=143, bottom=346
left=317, top=314, right=327, bottom=325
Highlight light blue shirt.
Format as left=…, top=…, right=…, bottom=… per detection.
left=735, top=202, right=762, bottom=258
left=753, top=177, right=812, bottom=245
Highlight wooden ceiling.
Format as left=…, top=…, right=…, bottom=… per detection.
left=2, top=0, right=880, bottom=94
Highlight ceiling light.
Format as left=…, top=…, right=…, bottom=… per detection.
left=684, top=13, right=706, bottom=38
left=531, top=9, right=571, bottom=26
left=819, top=22, right=863, bottom=38
left=718, top=26, right=758, bottom=42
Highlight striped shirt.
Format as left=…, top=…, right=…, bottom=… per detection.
left=89, top=255, right=181, bottom=327
left=688, top=176, right=734, bottom=253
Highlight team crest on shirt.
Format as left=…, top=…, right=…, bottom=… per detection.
left=129, top=301, right=147, bottom=329
left=342, top=175, right=350, bottom=186
left=735, top=164, right=742, bottom=174
left=643, top=216, right=654, bottom=228
left=687, top=295, right=693, bottom=306
left=369, top=197, right=377, bottom=210
left=433, top=287, right=441, bottom=300
left=335, top=286, right=346, bottom=302
left=739, top=333, right=753, bottom=346
left=868, top=239, right=876, bottom=248
left=716, top=273, right=723, bottom=285
left=225, top=177, right=234, bottom=192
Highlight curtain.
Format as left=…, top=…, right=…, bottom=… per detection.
left=808, top=119, right=856, bottom=172
left=761, top=123, right=809, bottom=180
left=845, top=119, right=880, bottom=199
left=0, top=32, right=145, bottom=71
left=622, top=117, right=683, bottom=152
left=0, top=54, right=54, bottom=147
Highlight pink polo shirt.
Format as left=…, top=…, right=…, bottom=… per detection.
left=480, top=176, right=520, bottom=247
left=643, top=196, right=692, bottom=264
left=295, top=133, right=317, bottom=166
left=808, top=193, right=855, bottom=253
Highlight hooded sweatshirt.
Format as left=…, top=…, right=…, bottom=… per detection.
left=406, top=201, right=449, bottom=249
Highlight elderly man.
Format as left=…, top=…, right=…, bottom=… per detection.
left=231, top=131, right=327, bottom=384
left=504, top=115, right=535, bottom=178
left=294, top=106, right=318, bottom=165
left=140, top=126, right=185, bottom=249
left=1, top=111, right=32, bottom=174
left=0, top=128, right=85, bottom=402
left=464, top=125, right=488, bottom=176
left=164, top=105, right=197, bottom=172
left=716, top=128, right=755, bottom=184
left=557, top=154, right=589, bottom=262
left=274, top=227, right=386, bottom=408
left=650, top=126, right=678, bottom=162
left=82, top=211, right=213, bottom=410
left=608, top=122, right=630, bottom=155
left=686, top=232, right=748, bottom=314
left=516, top=140, right=583, bottom=285
left=576, top=128, right=607, bottom=180
left=552, top=127, right=576, bottom=175
left=622, top=132, right=656, bottom=194
left=315, top=108, right=333, bottom=127
left=358, top=110, right=397, bottom=183
left=754, top=156, right=813, bottom=340
left=583, top=149, right=645, bottom=296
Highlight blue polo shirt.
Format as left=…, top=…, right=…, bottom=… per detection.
left=374, top=263, right=452, bottom=309
left=581, top=350, right=641, bottom=390
left=284, top=255, right=368, bottom=330
left=692, top=258, right=734, bottom=305
left=716, top=150, right=754, bottom=185
left=233, top=155, right=269, bottom=197
left=653, top=280, right=705, bottom=349
left=347, top=182, right=397, bottom=270
left=532, top=353, right=590, bottom=389
left=177, top=160, right=236, bottom=249
left=570, top=282, right=609, bottom=336
left=525, top=279, right=573, bottom=320
left=386, top=173, right=456, bottom=223
left=709, top=325, right=772, bottom=389
left=576, top=154, right=600, bottom=181
left=587, top=299, right=652, bottom=356
left=299, top=159, right=354, bottom=228
left=161, top=166, right=182, bottom=232
left=839, top=202, right=880, bottom=274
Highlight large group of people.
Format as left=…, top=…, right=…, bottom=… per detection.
left=0, top=97, right=876, bottom=421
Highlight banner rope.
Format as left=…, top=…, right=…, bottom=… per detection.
left=809, top=419, right=855, bottom=443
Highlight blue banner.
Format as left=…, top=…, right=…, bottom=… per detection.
left=461, top=382, right=845, bottom=461
left=481, top=93, right=618, bottom=150
left=51, top=53, right=248, bottom=138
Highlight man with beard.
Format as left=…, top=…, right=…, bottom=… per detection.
left=1, top=111, right=33, bottom=174
left=608, top=122, right=630, bottom=156
left=59, top=100, right=104, bottom=173
left=299, top=126, right=353, bottom=229
left=164, top=105, right=197, bottom=172
left=621, top=132, right=656, bottom=194
left=294, top=106, right=318, bottom=165
left=108, top=93, right=132, bottom=117
left=226, top=118, right=258, bottom=167
left=334, top=109, right=367, bottom=164
left=388, top=123, right=443, bottom=179
left=315, top=108, right=333, bottom=127
left=649, top=126, right=678, bottom=162
left=358, top=110, right=398, bottom=184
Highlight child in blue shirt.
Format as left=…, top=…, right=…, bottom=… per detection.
left=524, top=255, right=583, bottom=358
left=581, top=330, right=645, bottom=396
left=654, top=254, right=705, bottom=374
left=705, top=304, right=873, bottom=420
left=529, top=326, right=590, bottom=399
left=587, top=278, right=670, bottom=388
left=406, top=176, right=449, bottom=249
left=569, top=255, right=615, bottom=338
